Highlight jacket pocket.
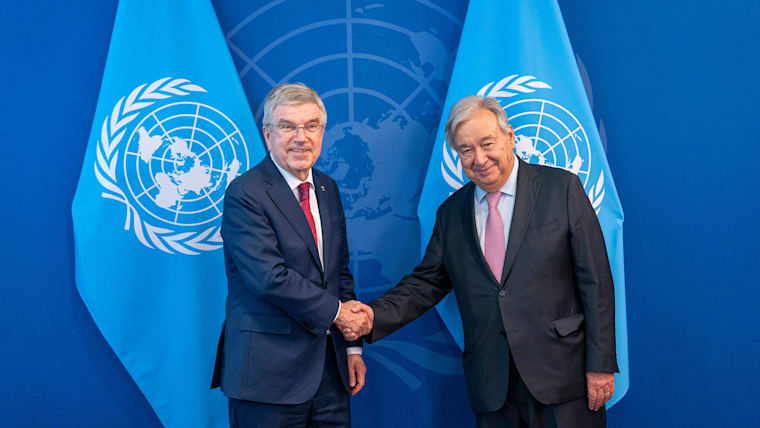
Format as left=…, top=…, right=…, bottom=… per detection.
left=552, top=313, right=585, bottom=336
left=239, top=314, right=292, bottom=335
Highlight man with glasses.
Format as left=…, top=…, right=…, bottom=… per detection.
left=212, top=83, right=370, bottom=427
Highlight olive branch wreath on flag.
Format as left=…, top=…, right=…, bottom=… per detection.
left=93, top=77, right=223, bottom=255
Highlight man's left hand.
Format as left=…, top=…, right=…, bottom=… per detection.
left=347, top=354, right=366, bottom=396
left=586, top=371, right=615, bottom=411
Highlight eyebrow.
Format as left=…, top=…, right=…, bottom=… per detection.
left=277, top=118, right=321, bottom=124
left=479, top=133, right=498, bottom=142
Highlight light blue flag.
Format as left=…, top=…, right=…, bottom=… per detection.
left=418, top=0, right=629, bottom=407
left=72, top=1, right=265, bottom=426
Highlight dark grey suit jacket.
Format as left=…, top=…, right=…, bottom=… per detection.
left=367, top=159, right=618, bottom=413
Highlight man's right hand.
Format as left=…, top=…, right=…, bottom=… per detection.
left=335, top=300, right=374, bottom=341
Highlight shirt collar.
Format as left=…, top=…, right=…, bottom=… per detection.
left=271, top=154, right=314, bottom=191
left=475, top=158, right=519, bottom=203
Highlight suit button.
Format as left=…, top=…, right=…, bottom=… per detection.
left=301, top=320, right=313, bottom=330
left=499, top=290, right=506, bottom=297
left=500, top=330, right=506, bottom=337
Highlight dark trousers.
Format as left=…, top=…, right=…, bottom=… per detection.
left=476, top=357, right=605, bottom=428
left=229, top=336, right=350, bottom=428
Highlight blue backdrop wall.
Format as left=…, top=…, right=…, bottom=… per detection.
left=1, top=1, right=758, bottom=427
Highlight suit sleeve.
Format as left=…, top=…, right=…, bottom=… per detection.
left=567, top=175, right=619, bottom=373
left=222, top=181, right=339, bottom=335
left=366, top=207, right=453, bottom=343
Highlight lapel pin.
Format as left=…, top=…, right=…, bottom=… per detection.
left=320, top=185, right=325, bottom=192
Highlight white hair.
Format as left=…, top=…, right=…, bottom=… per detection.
left=262, top=83, right=327, bottom=126
left=444, top=96, right=510, bottom=149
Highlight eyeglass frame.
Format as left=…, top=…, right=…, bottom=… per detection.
left=264, top=120, right=325, bottom=135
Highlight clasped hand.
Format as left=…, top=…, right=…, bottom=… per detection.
left=334, top=300, right=374, bottom=341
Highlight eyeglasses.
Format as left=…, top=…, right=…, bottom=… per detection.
left=266, top=121, right=324, bottom=135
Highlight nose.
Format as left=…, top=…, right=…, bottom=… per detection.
left=472, top=147, right=488, bottom=166
left=291, top=128, right=311, bottom=146
left=293, top=125, right=309, bottom=139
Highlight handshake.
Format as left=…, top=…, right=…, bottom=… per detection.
left=334, top=300, right=374, bottom=341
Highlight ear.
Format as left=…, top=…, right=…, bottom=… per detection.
left=263, top=125, right=272, bottom=150
left=506, top=125, right=516, bottom=144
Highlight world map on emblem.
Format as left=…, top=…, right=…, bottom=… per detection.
left=505, top=98, right=593, bottom=186
left=225, top=0, right=464, bottom=294
left=123, top=101, right=249, bottom=227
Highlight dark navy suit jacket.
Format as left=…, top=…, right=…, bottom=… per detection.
left=367, top=159, right=618, bottom=413
left=212, top=154, right=357, bottom=404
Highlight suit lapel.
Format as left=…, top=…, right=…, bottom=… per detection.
left=461, top=183, right=500, bottom=286
left=313, top=172, right=330, bottom=271
left=501, top=160, right=541, bottom=285
left=261, top=156, right=323, bottom=271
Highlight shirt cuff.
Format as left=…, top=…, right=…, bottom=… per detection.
left=347, top=346, right=362, bottom=355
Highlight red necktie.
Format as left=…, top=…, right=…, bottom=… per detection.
left=298, top=182, right=318, bottom=245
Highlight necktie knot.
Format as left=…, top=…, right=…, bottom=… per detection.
left=486, top=192, right=502, bottom=209
left=298, top=182, right=310, bottom=202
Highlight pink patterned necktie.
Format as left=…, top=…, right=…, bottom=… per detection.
left=298, top=182, right=318, bottom=245
left=484, top=192, right=505, bottom=281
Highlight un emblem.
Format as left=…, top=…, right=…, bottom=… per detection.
left=94, top=77, right=249, bottom=254
left=442, top=74, right=605, bottom=213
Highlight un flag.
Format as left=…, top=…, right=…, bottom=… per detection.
left=71, top=1, right=265, bottom=427
left=420, top=0, right=630, bottom=407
